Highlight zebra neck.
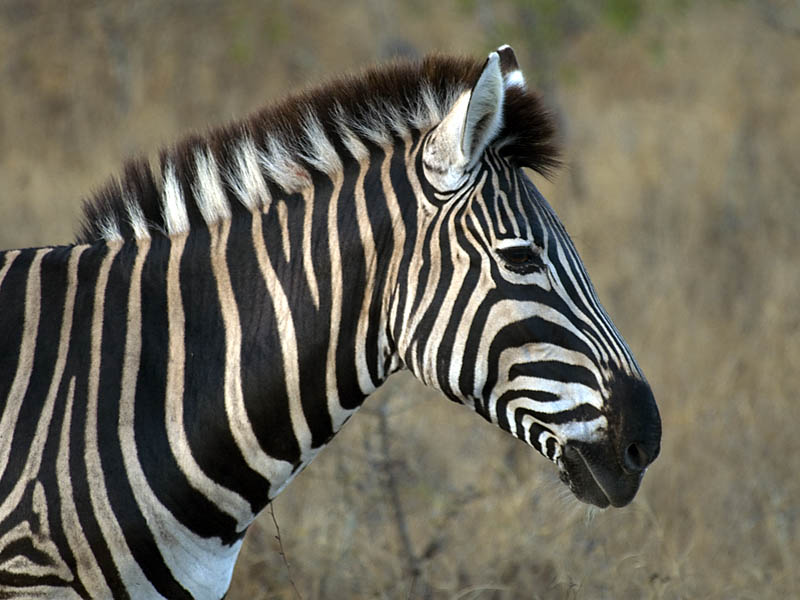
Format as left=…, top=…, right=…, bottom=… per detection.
left=163, top=154, right=407, bottom=514
left=0, top=137, right=413, bottom=596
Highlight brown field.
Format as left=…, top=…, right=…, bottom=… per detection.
left=1, top=1, right=798, bottom=598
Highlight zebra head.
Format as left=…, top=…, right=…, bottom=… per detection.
left=397, top=47, right=661, bottom=508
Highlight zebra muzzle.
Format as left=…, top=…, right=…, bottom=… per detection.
left=560, top=442, right=646, bottom=508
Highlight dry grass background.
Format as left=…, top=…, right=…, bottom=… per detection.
left=1, top=1, right=799, bottom=598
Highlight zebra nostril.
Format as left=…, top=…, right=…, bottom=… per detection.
left=623, top=441, right=652, bottom=473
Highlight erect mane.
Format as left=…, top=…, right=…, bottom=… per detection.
left=77, top=53, right=560, bottom=244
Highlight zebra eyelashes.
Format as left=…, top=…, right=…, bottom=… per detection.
left=496, top=243, right=545, bottom=275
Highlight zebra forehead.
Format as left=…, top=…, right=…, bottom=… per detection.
left=77, top=52, right=560, bottom=244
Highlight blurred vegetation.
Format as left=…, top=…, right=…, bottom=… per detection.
left=1, top=0, right=799, bottom=598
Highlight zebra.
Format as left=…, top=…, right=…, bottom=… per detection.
left=0, top=46, right=660, bottom=598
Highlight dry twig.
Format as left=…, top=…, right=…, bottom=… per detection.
left=268, top=504, right=303, bottom=600
left=377, top=404, right=422, bottom=589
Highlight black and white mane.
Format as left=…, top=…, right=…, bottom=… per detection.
left=78, top=54, right=559, bottom=244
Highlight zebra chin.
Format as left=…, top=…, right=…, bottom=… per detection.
left=559, top=441, right=646, bottom=508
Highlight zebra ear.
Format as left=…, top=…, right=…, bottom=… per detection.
left=422, top=50, right=505, bottom=191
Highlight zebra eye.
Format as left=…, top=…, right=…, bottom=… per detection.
left=497, top=245, right=544, bottom=274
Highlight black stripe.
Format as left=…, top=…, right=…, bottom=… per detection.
left=231, top=205, right=309, bottom=465
left=391, top=139, right=420, bottom=354
left=499, top=397, right=602, bottom=434
left=509, top=361, right=600, bottom=391
left=360, top=143, right=395, bottom=397
left=334, top=159, right=370, bottom=411
left=0, top=250, right=33, bottom=404
left=294, top=170, right=336, bottom=448
left=182, top=222, right=276, bottom=508
left=519, top=421, right=550, bottom=454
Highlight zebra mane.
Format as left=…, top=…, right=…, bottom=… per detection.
left=78, top=53, right=560, bottom=243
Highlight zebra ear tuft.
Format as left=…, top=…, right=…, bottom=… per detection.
left=422, top=51, right=505, bottom=191
left=497, top=44, right=526, bottom=89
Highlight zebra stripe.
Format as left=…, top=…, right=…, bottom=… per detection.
left=248, top=210, right=314, bottom=479
left=59, top=374, right=113, bottom=598
left=165, top=233, right=254, bottom=525
left=1, top=249, right=46, bottom=476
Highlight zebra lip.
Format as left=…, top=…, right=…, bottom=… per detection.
left=562, top=443, right=642, bottom=508
left=561, top=445, right=612, bottom=508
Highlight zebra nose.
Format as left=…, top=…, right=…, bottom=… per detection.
left=622, top=439, right=658, bottom=473
left=608, top=373, right=661, bottom=474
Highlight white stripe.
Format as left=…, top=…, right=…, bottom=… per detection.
left=394, top=142, right=426, bottom=365
left=276, top=200, right=291, bottom=261
left=533, top=206, right=610, bottom=369
left=353, top=156, right=381, bottom=393
left=325, top=173, right=358, bottom=430
left=0, top=482, right=70, bottom=580
left=558, top=416, right=607, bottom=443
left=445, top=194, right=497, bottom=404
left=414, top=206, right=448, bottom=386
left=504, top=379, right=604, bottom=413
left=301, top=187, right=320, bottom=309
left=493, top=168, right=520, bottom=238
left=511, top=171, right=533, bottom=241
left=552, top=240, right=619, bottom=368
left=557, top=232, right=638, bottom=371
left=537, top=204, right=627, bottom=370
left=377, top=142, right=406, bottom=377
left=535, top=427, right=557, bottom=455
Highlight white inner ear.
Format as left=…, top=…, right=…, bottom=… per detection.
left=461, top=52, right=505, bottom=167
left=422, top=52, right=505, bottom=192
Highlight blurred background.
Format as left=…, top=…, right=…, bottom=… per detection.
left=1, top=0, right=798, bottom=598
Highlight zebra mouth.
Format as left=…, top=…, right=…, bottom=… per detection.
left=559, top=443, right=642, bottom=508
